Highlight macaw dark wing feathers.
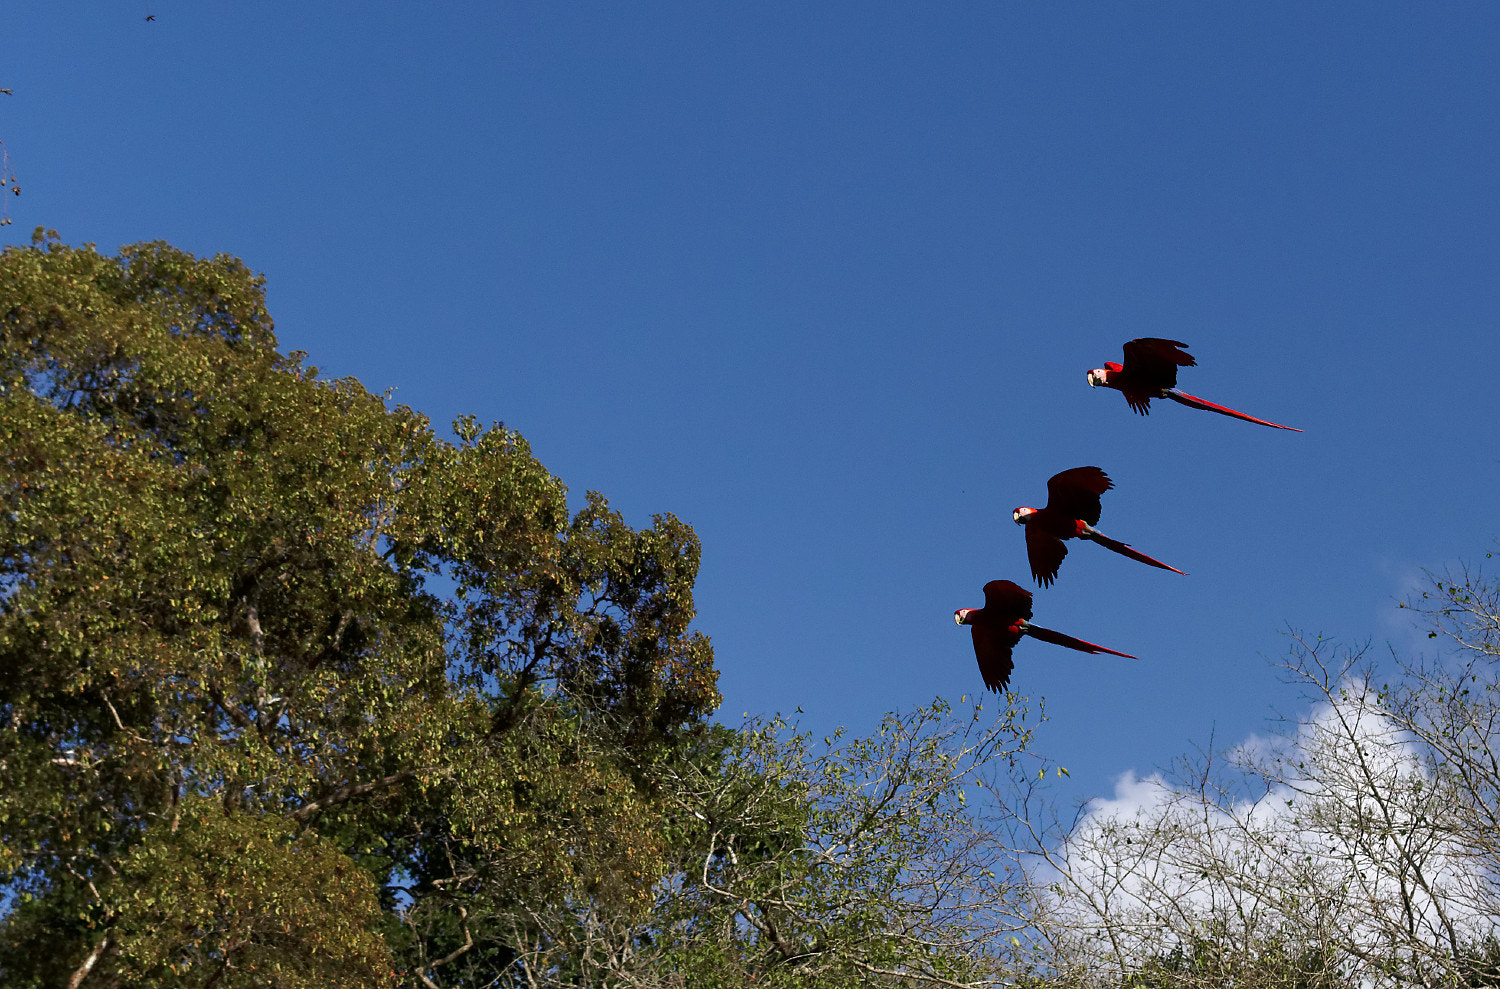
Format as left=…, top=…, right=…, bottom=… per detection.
left=970, top=623, right=1018, bottom=693
left=980, top=579, right=1033, bottom=618
left=1044, top=466, right=1112, bottom=525
left=1121, top=338, right=1195, bottom=390
left=1023, top=527, right=1068, bottom=588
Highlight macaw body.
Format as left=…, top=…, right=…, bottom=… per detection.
left=1087, top=338, right=1301, bottom=431
left=954, top=579, right=1135, bottom=692
left=1013, top=466, right=1185, bottom=587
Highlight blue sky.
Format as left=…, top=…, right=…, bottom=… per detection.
left=7, top=3, right=1500, bottom=803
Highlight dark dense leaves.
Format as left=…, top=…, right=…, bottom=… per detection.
left=0, top=234, right=718, bottom=986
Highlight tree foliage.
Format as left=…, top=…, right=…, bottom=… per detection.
left=502, top=698, right=1046, bottom=988
left=0, top=233, right=1052, bottom=989
left=0, top=232, right=717, bottom=987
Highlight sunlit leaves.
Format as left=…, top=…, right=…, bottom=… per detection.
left=0, top=236, right=719, bottom=986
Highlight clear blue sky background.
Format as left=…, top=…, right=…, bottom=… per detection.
left=7, top=3, right=1500, bottom=804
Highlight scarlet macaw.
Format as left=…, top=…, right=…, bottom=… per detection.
left=1013, top=466, right=1185, bottom=587
left=954, top=579, right=1136, bottom=692
left=1087, top=338, right=1301, bottom=431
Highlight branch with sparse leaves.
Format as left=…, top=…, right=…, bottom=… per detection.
left=1025, top=570, right=1500, bottom=988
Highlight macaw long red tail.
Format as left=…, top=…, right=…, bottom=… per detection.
left=1166, top=388, right=1302, bottom=431
left=1021, top=622, right=1137, bottom=659
left=1085, top=528, right=1187, bottom=576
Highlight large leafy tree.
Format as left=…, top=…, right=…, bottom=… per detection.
left=0, top=232, right=718, bottom=987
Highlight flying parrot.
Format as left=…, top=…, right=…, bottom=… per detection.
left=1086, top=338, right=1301, bottom=431
left=1013, top=466, right=1185, bottom=587
left=954, top=579, right=1136, bottom=693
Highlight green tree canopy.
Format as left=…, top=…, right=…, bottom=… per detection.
left=0, top=232, right=1068, bottom=989
left=0, top=232, right=718, bottom=987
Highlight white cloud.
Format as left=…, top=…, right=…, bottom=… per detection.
left=1040, top=682, right=1499, bottom=982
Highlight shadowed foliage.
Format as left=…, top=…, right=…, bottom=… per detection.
left=0, top=232, right=717, bottom=987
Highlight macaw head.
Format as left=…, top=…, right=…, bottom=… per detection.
left=1012, top=507, right=1036, bottom=525
left=1086, top=367, right=1108, bottom=387
left=954, top=608, right=975, bottom=626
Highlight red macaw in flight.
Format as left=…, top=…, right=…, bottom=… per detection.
left=1013, top=466, right=1185, bottom=587
left=954, top=579, right=1136, bottom=692
left=1086, top=338, right=1301, bottom=431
